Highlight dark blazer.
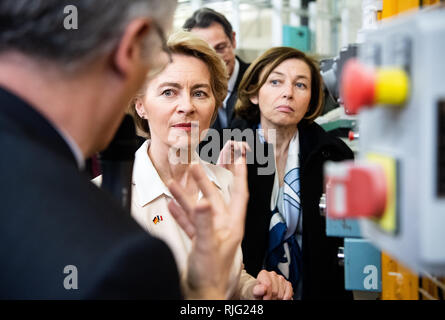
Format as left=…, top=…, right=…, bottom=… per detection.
left=233, top=118, right=354, bottom=300
left=212, top=56, right=250, bottom=131
left=0, top=87, right=181, bottom=299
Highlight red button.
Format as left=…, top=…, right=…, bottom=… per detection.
left=348, top=131, right=357, bottom=141
left=341, top=59, right=376, bottom=115
left=326, top=162, right=387, bottom=219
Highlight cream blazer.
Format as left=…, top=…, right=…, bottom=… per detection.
left=94, top=140, right=256, bottom=299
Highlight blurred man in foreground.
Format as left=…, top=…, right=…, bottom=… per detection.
left=0, top=0, right=248, bottom=299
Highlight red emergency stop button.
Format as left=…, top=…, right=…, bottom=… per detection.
left=341, top=59, right=376, bottom=115
left=325, top=161, right=387, bottom=219
left=341, top=59, right=409, bottom=115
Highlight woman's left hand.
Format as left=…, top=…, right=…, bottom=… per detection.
left=252, top=270, right=293, bottom=300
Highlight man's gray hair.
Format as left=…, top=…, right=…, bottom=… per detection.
left=0, top=0, right=177, bottom=70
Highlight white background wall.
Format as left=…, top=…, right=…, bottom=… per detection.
left=173, top=0, right=364, bottom=62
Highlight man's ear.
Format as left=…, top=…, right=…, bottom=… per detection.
left=231, top=31, right=237, bottom=49
left=112, top=18, right=151, bottom=78
left=249, top=94, right=259, bottom=105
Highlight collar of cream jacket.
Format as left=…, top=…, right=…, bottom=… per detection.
left=133, top=139, right=224, bottom=207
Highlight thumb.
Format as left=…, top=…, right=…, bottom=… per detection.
left=252, top=284, right=267, bottom=299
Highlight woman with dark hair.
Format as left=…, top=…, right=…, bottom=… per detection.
left=232, top=47, right=354, bottom=300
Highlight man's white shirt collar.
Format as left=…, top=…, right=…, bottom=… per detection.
left=55, top=125, right=85, bottom=170
left=223, top=57, right=240, bottom=109
left=133, top=140, right=222, bottom=207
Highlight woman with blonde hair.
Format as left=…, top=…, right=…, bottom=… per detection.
left=126, top=31, right=293, bottom=300
left=232, top=47, right=354, bottom=300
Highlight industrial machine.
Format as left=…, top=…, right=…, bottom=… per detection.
left=324, top=6, right=445, bottom=279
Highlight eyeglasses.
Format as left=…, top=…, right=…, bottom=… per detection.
left=214, top=41, right=233, bottom=55
left=153, top=21, right=172, bottom=64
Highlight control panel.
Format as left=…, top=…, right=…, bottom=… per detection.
left=325, top=7, right=445, bottom=276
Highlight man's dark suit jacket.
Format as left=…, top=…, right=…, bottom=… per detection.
left=0, top=87, right=181, bottom=299
left=211, top=56, right=250, bottom=131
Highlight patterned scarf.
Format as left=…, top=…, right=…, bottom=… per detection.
left=262, top=129, right=303, bottom=294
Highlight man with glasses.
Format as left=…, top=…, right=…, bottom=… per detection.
left=184, top=8, right=250, bottom=131
left=0, top=0, right=249, bottom=300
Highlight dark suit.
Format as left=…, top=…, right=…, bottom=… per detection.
left=211, top=56, right=250, bottom=131
left=233, top=118, right=354, bottom=300
left=0, top=87, right=181, bottom=299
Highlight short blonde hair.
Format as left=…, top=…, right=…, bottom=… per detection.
left=129, top=30, right=228, bottom=136
left=235, top=47, right=324, bottom=124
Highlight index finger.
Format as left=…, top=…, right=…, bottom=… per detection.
left=228, top=161, right=249, bottom=225
left=190, top=164, right=224, bottom=207
left=233, top=141, right=252, bottom=153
